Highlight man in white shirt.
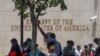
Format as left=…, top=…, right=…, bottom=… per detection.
left=75, top=45, right=82, bottom=56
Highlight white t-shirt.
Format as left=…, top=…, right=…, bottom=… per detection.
left=75, top=49, right=82, bottom=56
left=45, top=53, right=57, bottom=56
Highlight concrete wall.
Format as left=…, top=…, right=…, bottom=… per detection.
left=0, top=0, right=100, bottom=56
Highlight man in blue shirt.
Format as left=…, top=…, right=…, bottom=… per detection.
left=38, top=21, right=62, bottom=56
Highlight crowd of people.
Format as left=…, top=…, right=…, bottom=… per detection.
left=8, top=21, right=100, bottom=56
left=8, top=36, right=100, bottom=56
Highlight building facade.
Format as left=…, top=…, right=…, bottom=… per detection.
left=0, top=0, right=100, bottom=56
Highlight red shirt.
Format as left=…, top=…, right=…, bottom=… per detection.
left=10, top=51, right=16, bottom=56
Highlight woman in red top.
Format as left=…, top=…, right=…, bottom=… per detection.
left=9, top=38, right=22, bottom=56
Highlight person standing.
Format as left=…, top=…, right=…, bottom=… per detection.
left=88, top=44, right=94, bottom=56
left=9, top=38, right=22, bottom=56
left=63, top=40, right=75, bottom=56
left=46, top=41, right=57, bottom=56
left=81, top=45, right=90, bottom=56
left=75, top=45, right=82, bottom=56
left=94, top=38, right=100, bottom=56
left=38, top=21, right=62, bottom=56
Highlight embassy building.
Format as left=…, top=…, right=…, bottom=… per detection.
left=0, top=0, right=100, bottom=56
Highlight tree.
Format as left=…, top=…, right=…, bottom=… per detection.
left=12, top=0, right=67, bottom=56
